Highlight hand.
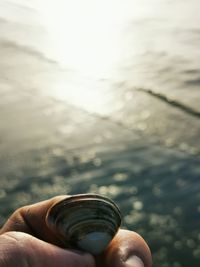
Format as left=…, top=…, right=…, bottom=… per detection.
left=0, top=196, right=152, bottom=267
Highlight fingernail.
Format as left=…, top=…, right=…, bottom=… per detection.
left=125, top=255, right=145, bottom=267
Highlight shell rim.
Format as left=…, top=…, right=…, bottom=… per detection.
left=46, top=193, right=122, bottom=231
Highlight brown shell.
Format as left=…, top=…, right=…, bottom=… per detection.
left=46, top=194, right=121, bottom=255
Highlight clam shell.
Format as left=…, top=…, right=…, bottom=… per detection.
left=46, top=194, right=121, bottom=255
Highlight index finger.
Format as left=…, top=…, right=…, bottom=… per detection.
left=0, top=196, right=68, bottom=246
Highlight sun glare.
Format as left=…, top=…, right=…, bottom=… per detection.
left=37, top=0, right=145, bottom=113
left=39, top=0, right=128, bottom=76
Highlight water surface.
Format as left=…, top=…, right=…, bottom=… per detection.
left=0, top=1, right=200, bottom=266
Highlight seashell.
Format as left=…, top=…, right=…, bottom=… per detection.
left=46, top=194, right=121, bottom=255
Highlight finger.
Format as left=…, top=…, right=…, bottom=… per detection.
left=99, top=229, right=152, bottom=267
left=0, top=195, right=68, bottom=246
left=0, top=231, right=95, bottom=267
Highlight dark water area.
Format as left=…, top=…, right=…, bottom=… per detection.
left=0, top=92, right=200, bottom=267
left=0, top=1, right=200, bottom=267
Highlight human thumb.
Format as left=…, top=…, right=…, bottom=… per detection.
left=0, top=231, right=95, bottom=267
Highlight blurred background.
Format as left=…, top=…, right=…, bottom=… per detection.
left=0, top=0, right=200, bottom=266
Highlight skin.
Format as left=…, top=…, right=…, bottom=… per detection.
left=0, top=196, right=152, bottom=267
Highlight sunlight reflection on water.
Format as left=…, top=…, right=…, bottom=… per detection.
left=31, top=0, right=200, bottom=114
left=30, top=0, right=159, bottom=114
left=3, top=0, right=200, bottom=114
left=39, top=0, right=127, bottom=76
